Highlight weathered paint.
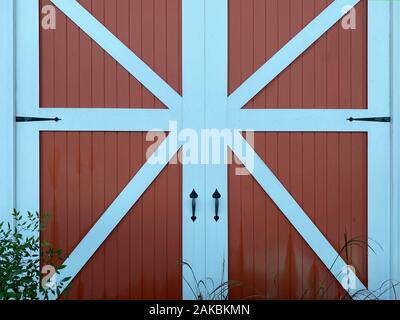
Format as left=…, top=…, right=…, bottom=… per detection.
left=39, top=0, right=182, bottom=299
left=8, top=1, right=387, bottom=300
left=228, top=0, right=368, bottom=299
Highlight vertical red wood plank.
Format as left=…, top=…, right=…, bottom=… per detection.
left=77, top=0, right=93, bottom=299
left=39, top=0, right=54, bottom=107
left=326, top=134, right=340, bottom=299
left=103, top=0, right=118, bottom=299
left=326, top=0, right=340, bottom=297
left=339, top=134, right=352, bottom=260
left=166, top=0, right=182, bottom=95
left=142, top=0, right=155, bottom=108
left=115, top=0, right=131, bottom=300
left=228, top=153, right=242, bottom=299
left=79, top=0, right=92, bottom=109
left=166, top=4, right=182, bottom=297
left=352, top=1, right=367, bottom=108
left=130, top=0, right=143, bottom=109
left=289, top=0, right=304, bottom=299
left=141, top=0, right=156, bottom=299
left=265, top=0, right=279, bottom=109
left=301, top=0, right=316, bottom=298
left=241, top=0, right=254, bottom=110
left=227, top=0, right=242, bottom=299
left=277, top=133, right=291, bottom=299
left=129, top=134, right=144, bottom=299
left=302, top=0, right=316, bottom=110
left=91, top=133, right=106, bottom=299
left=252, top=0, right=267, bottom=296
left=116, top=133, right=130, bottom=299
left=228, top=0, right=241, bottom=95
left=129, top=1, right=143, bottom=298
left=351, top=134, right=368, bottom=284
left=78, top=132, right=93, bottom=299
left=265, top=1, right=279, bottom=294
left=314, top=0, right=329, bottom=298
left=40, top=133, right=55, bottom=250
left=339, top=10, right=351, bottom=110
left=141, top=180, right=156, bottom=301
left=53, top=133, right=68, bottom=267
left=154, top=0, right=167, bottom=109
left=315, top=0, right=328, bottom=110
left=65, top=6, right=81, bottom=297
left=154, top=0, right=168, bottom=298
left=51, top=0, right=68, bottom=270
left=302, top=133, right=316, bottom=298
left=154, top=168, right=168, bottom=298
left=167, top=159, right=182, bottom=299
left=326, top=6, right=339, bottom=110
left=265, top=134, right=279, bottom=298
left=104, top=131, right=118, bottom=299
left=240, top=0, right=255, bottom=296
left=90, top=0, right=106, bottom=299
left=65, top=133, right=80, bottom=299
left=314, top=133, right=329, bottom=298
left=277, top=0, right=290, bottom=109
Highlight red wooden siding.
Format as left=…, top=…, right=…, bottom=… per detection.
left=40, top=0, right=182, bottom=108
left=228, top=0, right=367, bottom=109
left=41, top=133, right=182, bottom=299
left=39, top=0, right=183, bottom=299
left=228, top=0, right=368, bottom=299
left=229, top=133, right=367, bottom=299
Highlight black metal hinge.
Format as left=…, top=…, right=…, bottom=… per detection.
left=16, top=116, right=61, bottom=123
left=347, top=117, right=391, bottom=123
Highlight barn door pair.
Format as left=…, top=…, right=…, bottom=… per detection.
left=15, top=0, right=391, bottom=299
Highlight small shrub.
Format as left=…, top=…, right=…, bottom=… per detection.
left=0, top=210, right=70, bottom=300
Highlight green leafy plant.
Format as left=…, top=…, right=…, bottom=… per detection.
left=0, top=210, right=70, bottom=300
left=181, top=260, right=242, bottom=300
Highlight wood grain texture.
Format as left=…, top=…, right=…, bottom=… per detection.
left=229, top=132, right=368, bottom=299
left=40, top=0, right=182, bottom=109
left=41, top=132, right=182, bottom=300
left=228, top=0, right=368, bottom=299
left=39, top=0, right=182, bottom=300
left=228, top=0, right=367, bottom=109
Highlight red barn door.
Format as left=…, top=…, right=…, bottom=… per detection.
left=14, top=0, right=391, bottom=300
left=39, top=0, right=182, bottom=299
left=227, top=0, right=390, bottom=299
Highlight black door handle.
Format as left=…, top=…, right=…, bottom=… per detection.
left=212, top=189, right=221, bottom=222
left=190, top=189, right=198, bottom=222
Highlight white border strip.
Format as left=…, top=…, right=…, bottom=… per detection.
left=367, top=0, right=392, bottom=298
left=182, top=0, right=207, bottom=300
left=20, top=108, right=179, bottom=132
left=391, top=0, right=400, bottom=297
left=229, top=109, right=388, bottom=132
left=0, top=0, right=15, bottom=224
left=204, top=0, right=229, bottom=293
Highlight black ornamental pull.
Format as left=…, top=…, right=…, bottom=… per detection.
left=212, top=189, right=221, bottom=222
left=190, top=189, right=198, bottom=222
left=347, top=117, right=390, bottom=123
left=16, top=116, right=61, bottom=123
